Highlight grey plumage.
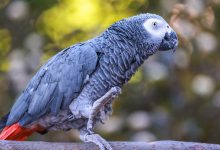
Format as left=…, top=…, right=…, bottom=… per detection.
left=7, top=44, right=98, bottom=126
left=1, top=13, right=178, bottom=150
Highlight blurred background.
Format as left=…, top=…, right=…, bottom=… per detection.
left=0, top=0, right=220, bottom=143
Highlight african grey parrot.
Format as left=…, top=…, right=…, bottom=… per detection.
left=0, top=13, right=178, bottom=150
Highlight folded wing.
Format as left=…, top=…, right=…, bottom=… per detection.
left=6, top=44, right=98, bottom=126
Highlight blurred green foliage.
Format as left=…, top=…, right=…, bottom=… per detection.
left=0, top=28, right=10, bottom=71
left=1, top=0, right=220, bottom=144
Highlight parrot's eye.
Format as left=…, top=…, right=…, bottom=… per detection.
left=143, top=18, right=169, bottom=40
left=152, top=21, right=157, bottom=28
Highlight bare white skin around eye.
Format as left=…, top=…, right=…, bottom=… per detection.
left=143, top=18, right=172, bottom=40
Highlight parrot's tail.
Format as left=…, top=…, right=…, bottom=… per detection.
left=0, top=123, right=45, bottom=141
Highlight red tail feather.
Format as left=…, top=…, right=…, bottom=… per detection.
left=0, top=123, right=44, bottom=141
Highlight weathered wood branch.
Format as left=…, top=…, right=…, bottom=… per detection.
left=0, top=140, right=219, bottom=150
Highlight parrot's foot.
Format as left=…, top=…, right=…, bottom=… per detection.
left=87, top=86, right=121, bottom=132
left=81, top=132, right=112, bottom=150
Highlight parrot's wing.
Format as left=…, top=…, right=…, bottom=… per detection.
left=6, top=43, right=98, bottom=126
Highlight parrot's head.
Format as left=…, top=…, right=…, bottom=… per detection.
left=142, top=14, right=178, bottom=53
left=110, top=13, right=178, bottom=55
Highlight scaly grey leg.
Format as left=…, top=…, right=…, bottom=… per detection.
left=87, top=86, right=121, bottom=132
left=80, top=127, right=113, bottom=150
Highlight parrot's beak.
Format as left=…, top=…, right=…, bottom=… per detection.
left=159, top=31, right=178, bottom=52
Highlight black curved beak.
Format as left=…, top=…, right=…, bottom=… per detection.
left=159, top=31, right=178, bottom=52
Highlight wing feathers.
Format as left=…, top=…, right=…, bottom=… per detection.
left=28, top=83, right=57, bottom=116
left=6, top=44, right=98, bottom=126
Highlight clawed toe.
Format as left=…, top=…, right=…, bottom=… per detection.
left=84, top=134, right=112, bottom=150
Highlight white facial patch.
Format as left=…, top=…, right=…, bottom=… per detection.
left=143, top=18, right=171, bottom=40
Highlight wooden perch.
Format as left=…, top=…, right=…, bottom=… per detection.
left=0, top=140, right=220, bottom=150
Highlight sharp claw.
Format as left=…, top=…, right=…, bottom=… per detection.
left=111, top=87, right=121, bottom=99
left=112, top=86, right=122, bottom=95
